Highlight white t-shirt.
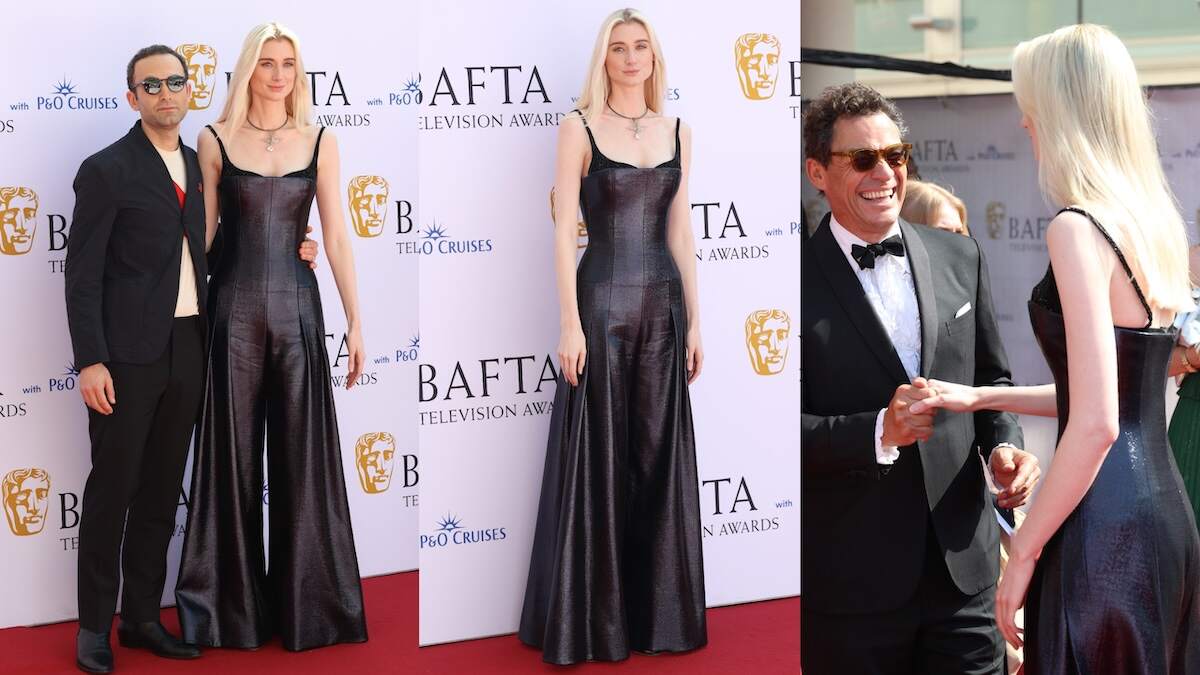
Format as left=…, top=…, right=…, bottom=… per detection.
left=155, top=146, right=199, bottom=318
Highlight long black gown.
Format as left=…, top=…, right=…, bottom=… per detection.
left=1024, top=207, right=1200, bottom=673
left=176, top=125, right=367, bottom=651
left=518, top=116, right=708, bottom=665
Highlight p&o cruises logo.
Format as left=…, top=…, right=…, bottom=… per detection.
left=16, top=77, right=121, bottom=113
left=420, top=512, right=508, bottom=550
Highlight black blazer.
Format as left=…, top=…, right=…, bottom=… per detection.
left=801, top=214, right=1023, bottom=615
left=65, top=121, right=207, bottom=369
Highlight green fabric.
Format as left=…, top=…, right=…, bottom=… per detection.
left=1170, top=373, right=1200, bottom=527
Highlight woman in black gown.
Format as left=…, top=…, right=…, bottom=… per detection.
left=175, top=22, right=368, bottom=651
left=911, top=24, right=1200, bottom=673
left=518, top=8, right=707, bottom=665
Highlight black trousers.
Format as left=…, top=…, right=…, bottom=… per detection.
left=802, top=524, right=1005, bottom=675
left=76, top=316, right=204, bottom=631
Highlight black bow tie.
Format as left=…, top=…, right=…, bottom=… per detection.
left=850, top=235, right=905, bottom=270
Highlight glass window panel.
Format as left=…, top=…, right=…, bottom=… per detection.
left=855, top=0, right=925, bottom=55
left=1085, top=0, right=1200, bottom=41
left=962, top=0, right=1077, bottom=50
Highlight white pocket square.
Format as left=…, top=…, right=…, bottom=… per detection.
left=954, top=302, right=972, bottom=319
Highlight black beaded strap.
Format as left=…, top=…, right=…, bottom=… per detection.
left=1057, top=206, right=1154, bottom=329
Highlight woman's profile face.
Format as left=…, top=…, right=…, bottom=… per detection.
left=249, top=38, right=297, bottom=106
left=605, top=21, right=653, bottom=92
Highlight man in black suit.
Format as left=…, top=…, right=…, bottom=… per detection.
left=64, top=45, right=316, bottom=673
left=801, top=83, right=1041, bottom=674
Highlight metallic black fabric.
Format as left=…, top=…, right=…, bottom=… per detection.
left=1024, top=265, right=1200, bottom=674
left=518, top=127, right=708, bottom=665
left=176, top=128, right=367, bottom=652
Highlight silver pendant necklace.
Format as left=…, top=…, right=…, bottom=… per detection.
left=606, top=100, right=649, bottom=140
left=247, top=114, right=289, bottom=152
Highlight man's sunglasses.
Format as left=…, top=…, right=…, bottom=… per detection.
left=829, top=143, right=913, bottom=172
left=131, top=75, right=188, bottom=95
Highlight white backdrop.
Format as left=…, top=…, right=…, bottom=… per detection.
left=801, top=86, right=1200, bottom=477
left=0, top=2, right=419, bottom=629
left=416, top=0, right=802, bottom=646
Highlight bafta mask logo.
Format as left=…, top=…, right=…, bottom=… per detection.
left=549, top=187, right=587, bottom=249
left=355, top=432, right=396, bottom=494
left=986, top=201, right=1006, bottom=240
left=0, top=187, right=38, bottom=256
left=745, top=309, right=791, bottom=376
left=348, top=175, right=389, bottom=238
left=735, top=33, right=782, bottom=100
left=3, top=468, right=50, bottom=536
left=176, top=44, right=217, bottom=110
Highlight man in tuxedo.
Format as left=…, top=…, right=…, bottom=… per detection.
left=801, top=83, right=1041, bottom=674
left=65, top=45, right=317, bottom=673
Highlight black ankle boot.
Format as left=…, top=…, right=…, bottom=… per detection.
left=116, top=621, right=200, bottom=659
left=76, top=628, right=114, bottom=673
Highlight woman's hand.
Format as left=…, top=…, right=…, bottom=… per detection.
left=908, top=378, right=981, bottom=414
left=344, top=325, right=365, bottom=390
left=558, top=325, right=587, bottom=386
left=996, top=540, right=1038, bottom=648
left=686, top=325, right=704, bottom=384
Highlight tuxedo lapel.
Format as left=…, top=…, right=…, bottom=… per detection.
left=811, top=216, right=909, bottom=386
left=901, top=220, right=939, bottom=378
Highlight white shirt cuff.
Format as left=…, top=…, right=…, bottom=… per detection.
left=874, top=409, right=900, bottom=465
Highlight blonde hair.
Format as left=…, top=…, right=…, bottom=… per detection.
left=1012, top=24, right=1191, bottom=311
left=217, top=23, right=312, bottom=133
left=575, top=8, right=667, bottom=124
left=901, top=180, right=969, bottom=235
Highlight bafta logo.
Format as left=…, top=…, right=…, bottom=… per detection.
left=176, top=44, right=217, bottom=111
left=0, top=187, right=38, bottom=256
left=735, top=33, right=782, bottom=100
left=3, top=468, right=50, bottom=536
left=355, top=432, right=395, bottom=494
left=986, top=201, right=1006, bottom=240
left=745, top=309, right=791, bottom=376
left=348, top=175, right=389, bottom=238
left=549, top=187, right=587, bottom=249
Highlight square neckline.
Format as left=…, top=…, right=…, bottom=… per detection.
left=205, top=124, right=324, bottom=179
left=575, top=111, right=681, bottom=174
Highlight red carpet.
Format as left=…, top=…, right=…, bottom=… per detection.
left=0, top=572, right=799, bottom=674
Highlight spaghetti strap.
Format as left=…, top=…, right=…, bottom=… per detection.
left=673, top=117, right=682, bottom=161
left=571, top=108, right=600, bottom=153
left=308, top=126, right=326, bottom=171
left=205, top=124, right=230, bottom=164
left=1057, top=206, right=1154, bottom=328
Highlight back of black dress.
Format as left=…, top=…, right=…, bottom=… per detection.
left=1025, top=207, right=1200, bottom=674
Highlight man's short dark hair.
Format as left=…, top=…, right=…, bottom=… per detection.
left=126, top=45, right=188, bottom=91
left=803, top=83, right=908, bottom=166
